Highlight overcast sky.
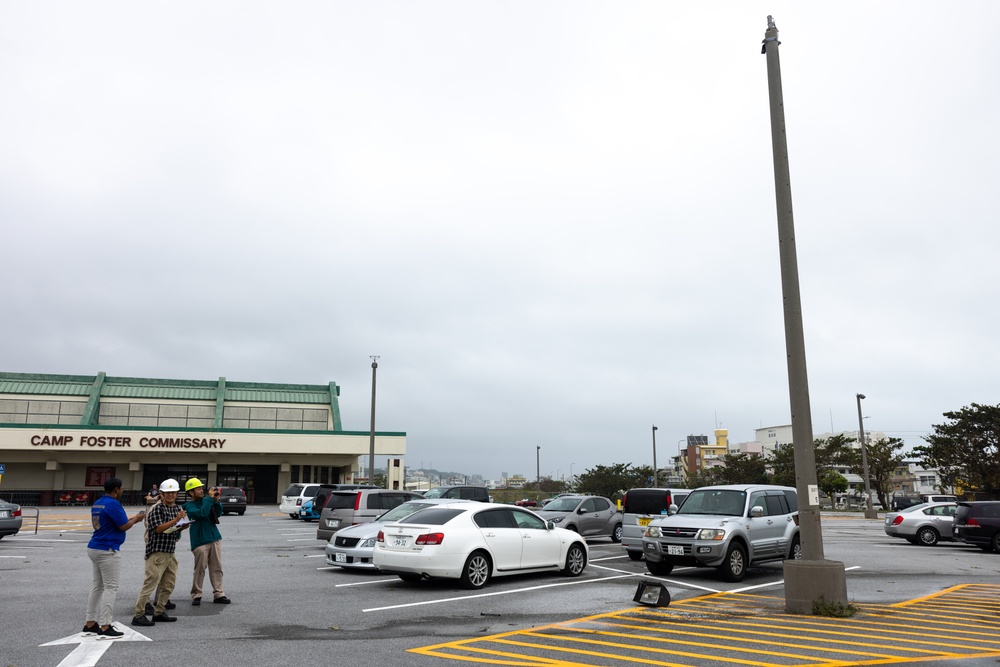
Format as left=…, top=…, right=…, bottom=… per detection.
left=3, top=3, right=998, bottom=482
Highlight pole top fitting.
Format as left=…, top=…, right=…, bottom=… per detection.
left=761, top=15, right=781, bottom=54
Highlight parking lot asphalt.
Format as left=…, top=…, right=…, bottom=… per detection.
left=3, top=507, right=999, bottom=667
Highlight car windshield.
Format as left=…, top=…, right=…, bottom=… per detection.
left=422, top=487, right=448, bottom=499
left=677, top=489, right=746, bottom=516
left=282, top=485, right=304, bottom=496
left=542, top=497, right=581, bottom=512
left=397, top=508, right=465, bottom=525
left=377, top=501, right=435, bottom=523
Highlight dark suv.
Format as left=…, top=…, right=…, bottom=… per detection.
left=953, top=501, right=1000, bottom=552
left=422, top=485, right=490, bottom=502
left=218, top=487, right=247, bottom=516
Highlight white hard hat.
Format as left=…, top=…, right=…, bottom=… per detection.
left=160, top=478, right=180, bottom=492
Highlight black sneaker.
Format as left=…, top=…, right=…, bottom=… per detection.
left=213, top=596, right=231, bottom=604
left=165, top=600, right=176, bottom=610
left=99, top=625, right=125, bottom=638
left=144, top=602, right=154, bottom=615
left=151, top=613, right=177, bottom=622
left=191, top=597, right=201, bottom=606
left=131, top=615, right=155, bottom=627
left=82, top=624, right=100, bottom=634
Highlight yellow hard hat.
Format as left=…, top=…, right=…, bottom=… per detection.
left=185, top=478, right=205, bottom=492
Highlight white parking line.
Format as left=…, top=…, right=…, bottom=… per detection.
left=286, top=538, right=317, bottom=542
left=6, top=538, right=78, bottom=542
left=363, top=574, right=635, bottom=612
left=304, top=554, right=325, bottom=558
left=334, top=577, right=398, bottom=586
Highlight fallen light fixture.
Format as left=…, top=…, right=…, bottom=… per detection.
left=633, top=579, right=671, bottom=607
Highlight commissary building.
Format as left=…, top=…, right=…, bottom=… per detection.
left=0, top=372, right=406, bottom=506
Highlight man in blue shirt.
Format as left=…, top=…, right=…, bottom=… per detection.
left=84, top=477, right=146, bottom=638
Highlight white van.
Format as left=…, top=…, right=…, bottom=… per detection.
left=279, top=483, right=320, bottom=517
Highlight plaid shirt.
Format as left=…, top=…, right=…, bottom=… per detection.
left=145, top=501, right=183, bottom=559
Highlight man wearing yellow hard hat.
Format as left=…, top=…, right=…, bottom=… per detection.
left=183, top=478, right=230, bottom=605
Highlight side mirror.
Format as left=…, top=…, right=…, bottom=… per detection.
left=667, top=503, right=679, bottom=515
left=750, top=506, right=765, bottom=518
left=546, top=520, right=555, bottom=530
left=577, top=508, right=587, bottom=514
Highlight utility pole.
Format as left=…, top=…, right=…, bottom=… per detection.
left=856, top=394, right=877, bottom=518
left=652, top=426, right=659, bottom=487
left=368, top=356, right=379, bottom=487
left=535, top=446, right=541, bottom=502
left=762, top=15, right=848, bottom=614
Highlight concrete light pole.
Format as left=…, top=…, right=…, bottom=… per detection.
left=536, top=446, right=541, bottom=502
left=762, top=15, right=848, bottom=613
left=856, top=393, right=877, bottom=518
left=368, top=356, right=379, bottom=487
left=652, top=425, right=659, bottom=487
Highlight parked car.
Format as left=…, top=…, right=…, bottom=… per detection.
left=514, top=498, right=538, bottom=507
left=953, top=501, right=1000, bottom=552
left=641, top=484, right=799, bottom=582
left=316, top=489, right=423, bottom=541
left=421, top=485, right=490, bottom=502
left=536, top=494, right=622, bottom=542
left=620, top=488, right=690, bottom=561
left=324, top=499, right=472, bottom=569
left=373, top=502, right=588, bottom=589
left=922, top=494, right=958, bottom=504
left=218, top=486, right=246, bottom=516
left=298, top=498, right=320, bottom=522
left=279, top=483, right=320, bottom=517
left=311, top=484, right=379, bottom=522
left=883, top=502, right=957, bottom=546
left=0, top=498, right=23, bottom=539
left=890, top=495, right=924, bottom=512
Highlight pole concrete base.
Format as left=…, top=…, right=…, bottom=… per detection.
left=864, top=509, right=878, bottom=519
left=784, top=559, right=848, bottom=615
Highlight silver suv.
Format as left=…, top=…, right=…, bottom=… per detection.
left=641, top=484, right=799, bottom=582
left=316, top=489, right=422, bottom=541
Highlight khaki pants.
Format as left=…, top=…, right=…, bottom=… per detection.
left=191, top=540, right=225, bottom=600
left=134, top=552, right=177, bottom=617
left=87, top=548, right=121, bottom=627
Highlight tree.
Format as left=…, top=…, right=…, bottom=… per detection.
left=707, top=453, right=769, bottom=485
left=575, top=463, right=653, bottom=500
left=839, top=437, right=906, bottom=509
left=817, top=469, right=848, bottom=505
left=915, top=403, right=1000, bottom=499
left=768, top=443, right=796, bottom=487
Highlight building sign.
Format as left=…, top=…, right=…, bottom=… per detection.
left=85, top=466, right=116, bottom=487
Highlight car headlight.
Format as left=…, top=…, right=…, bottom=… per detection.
left=551, top=516, right=564, bottom=523
left=360, top=538, right=376, bottom=548
left=644, top=526, right=661, bottom=538
left=695, top=528, right=725, bottom=541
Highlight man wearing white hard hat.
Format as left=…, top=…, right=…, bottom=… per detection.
left=132, top=478, right=188, bottom=627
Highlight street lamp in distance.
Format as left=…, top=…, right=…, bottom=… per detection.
left=652, top=426, right=659, bottom=487
left=856, top=393, right=877, bottom=519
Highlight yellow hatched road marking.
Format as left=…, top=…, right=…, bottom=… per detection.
left=410, top=584, right=1000, bottom=666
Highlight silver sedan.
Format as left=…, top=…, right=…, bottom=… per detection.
left=0, top=498, right=22, bottom=539
left=883, top=502, right=957, bottom=546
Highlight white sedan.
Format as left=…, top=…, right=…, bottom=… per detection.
left=325, top=499, right=472, bottom=569
left=373, top=502, right=589, bottom=589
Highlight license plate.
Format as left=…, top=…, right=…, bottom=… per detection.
left=392, top=536, right=408, bottom=547
left=227, top=498, right=237, bottom=502
left=335, top=552, right=347, bottom=562
left=667, top=545, right=684, bottom=556
left=638, top=517, right=652, bottom=526
left=327, top=519, right=339, bottom=528
left=0, top=511, right=7, bottom=518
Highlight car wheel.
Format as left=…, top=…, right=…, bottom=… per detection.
left=460, top=551, right=492, bottom=590
left=645, top=559, right=673, bottom=576
left=562, top=543, right=587, bottom=576
left=565, top=525, right=578, bottom=533
left=788, top=535, right=802, bottom=560
left=718, top=542, right=748, bottom=582
left=289, top=514, right=298, bottom=519
left=238, top=511, right=245, bottom=516
left=611, top=523, right=623, bottom=543
left=992, top=533, right=1000, bottom=553
left=627, top=550, right=643, bottom=561
left=917, top=526, right=940, bottom=546
left=397, top=573, right=422, bottom=583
